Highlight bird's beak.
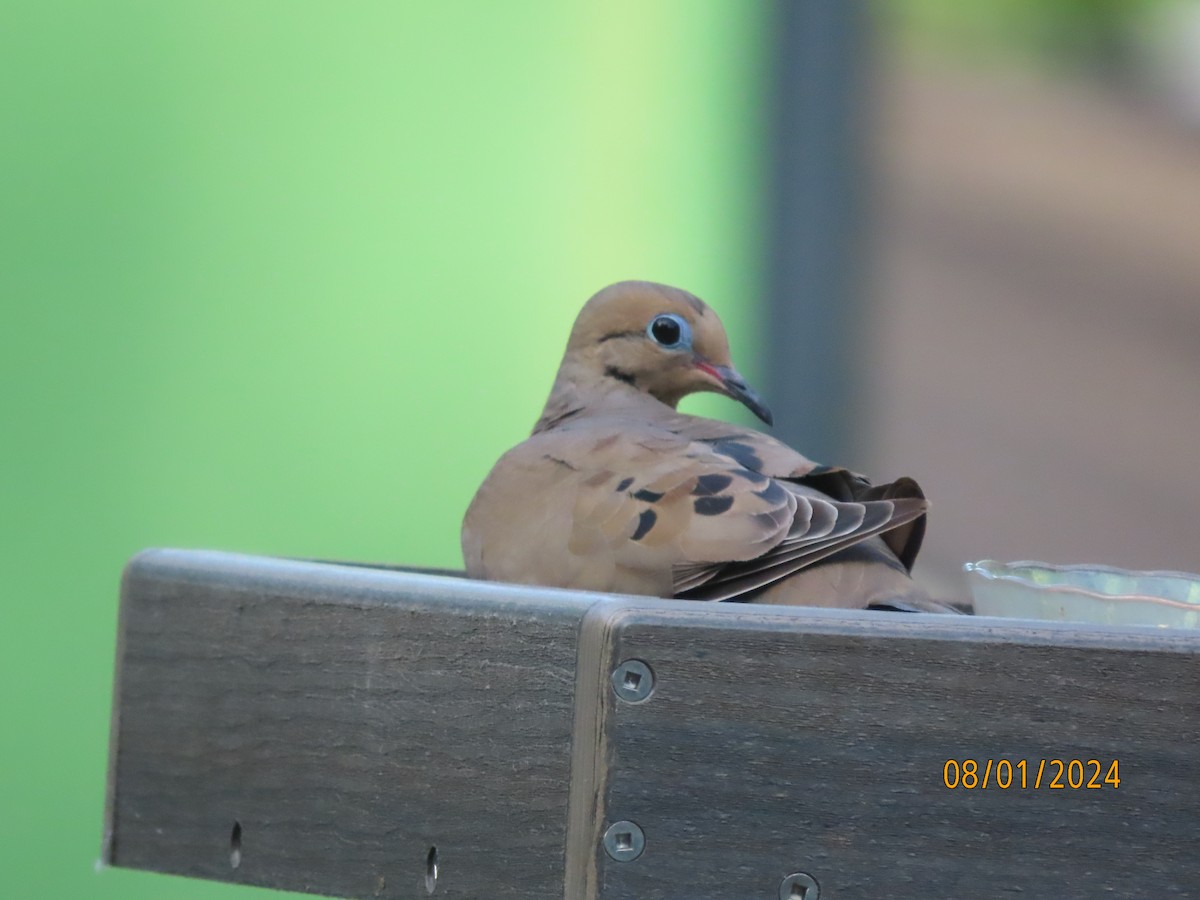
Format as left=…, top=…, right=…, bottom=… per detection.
left=695, top=362, right=774, bottom=426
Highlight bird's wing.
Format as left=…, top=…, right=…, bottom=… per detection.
left=666, top=415, right=928, bottom=575
left=463, top=420, right=927, bottom=600
left=672, top=480, right=928, bottom=600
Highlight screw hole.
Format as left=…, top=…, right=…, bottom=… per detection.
left=425, top=845, right=438, bottom=893
left=611, top=660, right=655, bottom=703
left=602, top=820, right=646, bottom=861
left=779, top=872, right=819, bottom=900
left=230, top=821, right=242, bottom=869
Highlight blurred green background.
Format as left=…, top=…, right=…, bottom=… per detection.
left=890, top=0, right=1164, bottom=71
left=3, top=0, right=1191, bottom=896
left=1, top=2, right=765, bottom=897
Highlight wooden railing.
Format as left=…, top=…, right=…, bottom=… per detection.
left=104, top=549, right=1200, bottom=899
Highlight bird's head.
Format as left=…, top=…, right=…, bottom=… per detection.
left=562, top=280, right=773, bottom=425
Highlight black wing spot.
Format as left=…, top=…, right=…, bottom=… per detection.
left=632, top=508, right=657, bottom=540
left=691, top=473, right=733, bottom=496
left=707, top=439, right=763, bottom=471
left=694, top=495, right=734, bottom=516
left=633, top=488, right=664, bottom=502
left=730, top=468, right=770, bottom=485
left=615, top=476, right=634, bottom=492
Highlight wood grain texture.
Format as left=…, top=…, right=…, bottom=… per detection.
left=107, top=553, right=1200, bottom=899
left=580, top=602, right=1200, bottom=899
left=106, top=550, right=593, bottom=899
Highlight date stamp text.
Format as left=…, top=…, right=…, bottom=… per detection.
left=942, top=758, right=1120, bottom=789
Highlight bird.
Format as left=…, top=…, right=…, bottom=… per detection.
left=462, top=280, right=955, bottom=612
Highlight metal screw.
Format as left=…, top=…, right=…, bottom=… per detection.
left=602, top=821, right=645, bottom=861
left=779, top=872, right=819, bottom=900
left=611, top=659, right=654, bottom=703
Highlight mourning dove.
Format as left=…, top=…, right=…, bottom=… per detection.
left=462, top=281, right=955, bottom=612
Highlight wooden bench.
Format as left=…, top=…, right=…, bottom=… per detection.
left=104, top=549, right=1200, bottom=898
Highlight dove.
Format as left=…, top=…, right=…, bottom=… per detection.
left=462, top=280, right=955, bottom=612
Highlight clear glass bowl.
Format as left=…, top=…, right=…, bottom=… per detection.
left=963, top=559, right=1200, bottom=628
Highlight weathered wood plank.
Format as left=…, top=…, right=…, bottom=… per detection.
left=105, top=550, right=593, bottom=899
left=107, top=551, right=1200, bottom=899
left=571, top=601, right=1200, bottom=899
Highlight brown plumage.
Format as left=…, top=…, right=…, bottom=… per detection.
left=462, top=281, right=955, bottom=612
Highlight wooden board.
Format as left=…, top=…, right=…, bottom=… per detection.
left=568, top=602, right=1200, bottom=898
left=106, top=550, right=1200, bottom=899
left=106, top=549, right=593, bottom=899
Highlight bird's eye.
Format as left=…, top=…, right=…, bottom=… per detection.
left=647, top=313, right=691, bottom=350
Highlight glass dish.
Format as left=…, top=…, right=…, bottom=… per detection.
left=963, top=559, right=1200, bottom=628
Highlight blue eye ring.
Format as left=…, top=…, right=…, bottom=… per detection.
left=646, top=313, right=692, bottom=350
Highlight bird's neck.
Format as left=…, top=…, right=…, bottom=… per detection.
left=531, top=360, right=675, bottom=435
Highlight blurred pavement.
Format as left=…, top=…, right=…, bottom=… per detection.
left=868, top=65, right=1200, bottom=600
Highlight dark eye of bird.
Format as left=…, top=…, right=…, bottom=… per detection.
left=650, top=315, right=682, bottom=347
